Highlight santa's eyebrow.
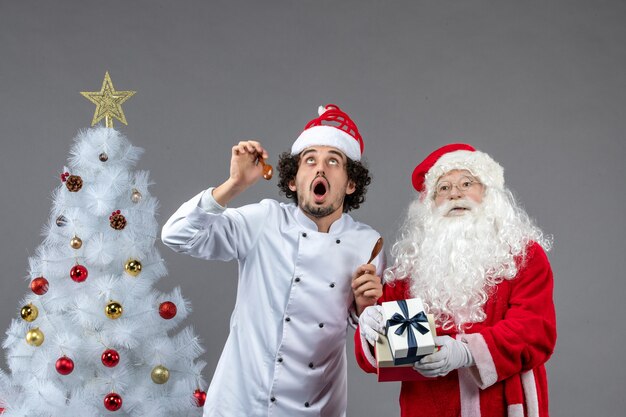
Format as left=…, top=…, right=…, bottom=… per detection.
left=301, top=149, right=318, bottom=157
left=437, top=174, right=479, bottom=184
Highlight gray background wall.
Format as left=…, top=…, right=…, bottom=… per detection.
left=1, top=1, right=624, bottom=415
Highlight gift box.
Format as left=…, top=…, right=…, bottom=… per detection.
left=381, top=298, right=436, bottom=365
left=375, top=333, right=428, bottom=382
left=375, top=308, right=436, bottom=382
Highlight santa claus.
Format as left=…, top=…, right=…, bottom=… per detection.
left=355, top=143, right=556, bottom=417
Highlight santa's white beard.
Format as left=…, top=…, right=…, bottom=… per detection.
left=386, top=189, right=549, bottom=331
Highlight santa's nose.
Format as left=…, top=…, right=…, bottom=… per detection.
left=448, top=187, right=463, bottom=199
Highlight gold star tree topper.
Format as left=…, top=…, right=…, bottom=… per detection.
left=81, top=72, right=136, bottom=128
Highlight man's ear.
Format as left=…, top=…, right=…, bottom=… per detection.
left=288, top=179, right=296, bottom=192
left=346, top=180, right=356, bottom=195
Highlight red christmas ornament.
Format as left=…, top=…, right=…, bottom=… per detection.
left=104, top=392, right=123, bottom=412
left=60, top=172, right=69, bottom=182
left=30, top=277, right=49, bottom=295
left=55, top=356, right=74, bottom=375
left=193, top=389, right=207, bottom=407
left=70, top=264, right=88, bottom=282
left=159, top=301, right=177, bottom=320
left=101, top=349, right=120, bottom=367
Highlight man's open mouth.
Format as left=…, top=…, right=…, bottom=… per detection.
left=312, top=177, right=329, bottom=203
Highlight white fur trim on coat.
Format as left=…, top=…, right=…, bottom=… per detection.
left=424, top=150, right=504, bottom=197
left=458, top=367, right=481, bottom=417
left=291, top=125, right=361, bottom=161
left=507, top=404, right=524, bottom=417
left=522, top=370, right=540, bottom=417
left=358, top=327, right=377, bottom=368
left=461, top=333, right=498, bottom=389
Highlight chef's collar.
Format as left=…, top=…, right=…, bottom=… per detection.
left=295, top=206, right=347, bottom=234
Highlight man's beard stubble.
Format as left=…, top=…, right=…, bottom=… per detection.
left=300, top=196, right=344, bottom=218
left=299, top=175, right=346, bottom=219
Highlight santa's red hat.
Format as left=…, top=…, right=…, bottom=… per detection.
left=412, top=143, right=504, bottom=194
left=291, top=104, right=364, bottom=161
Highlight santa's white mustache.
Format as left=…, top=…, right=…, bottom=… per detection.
left=435, top=199, right=480, bottom=216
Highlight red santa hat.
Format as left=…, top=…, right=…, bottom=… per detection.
left=291, top=104, right=364, bottom=161
left=412, top=143, right=505, bottom=194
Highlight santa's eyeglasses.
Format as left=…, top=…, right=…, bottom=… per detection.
left=434, top=176, right=482, bottom=197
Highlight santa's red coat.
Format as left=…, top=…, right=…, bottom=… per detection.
left=355, top=242, right=557, bottom=417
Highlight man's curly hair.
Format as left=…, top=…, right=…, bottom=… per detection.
left=276, top=151, right=371, bottom=213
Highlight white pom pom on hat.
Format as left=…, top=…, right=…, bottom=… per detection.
left=291, top=104, right=364, bottom=161
left=412, top=143, right=504, bottom=195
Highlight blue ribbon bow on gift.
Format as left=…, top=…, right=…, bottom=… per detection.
left=386, top=300, right=430, bottom=358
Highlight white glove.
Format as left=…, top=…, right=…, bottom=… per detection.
left=413, top=335, right=475, bottom=377
left=359, top=305, right=385, bottom=346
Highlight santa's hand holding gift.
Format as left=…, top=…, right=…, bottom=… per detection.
left=355, top=144, right=556, bottom=417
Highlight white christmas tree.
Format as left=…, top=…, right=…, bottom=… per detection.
left=0, top=73, right=206, bottom=416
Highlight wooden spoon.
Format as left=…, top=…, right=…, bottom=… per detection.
left=367, top=237, right=384, bottom=264
left=256, top=154, right=273, bottom=180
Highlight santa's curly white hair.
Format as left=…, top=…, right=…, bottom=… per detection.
left=386, top=147, right=551, bottom=331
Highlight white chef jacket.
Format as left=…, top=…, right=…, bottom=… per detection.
left=161, top=189, right=383, bottom=417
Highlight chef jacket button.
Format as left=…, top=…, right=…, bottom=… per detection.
left=271, top=397, right=276, bottom=402
left=277, top=357, right=283, bottom=363
left=304, top=402, right=310, bottom=408
left=318, top=323, right=324, bottom=328
left=295, top=277, right=301, bottom=283
left=329, top=282, right=335, bottom=288
left=285, top=317, right=291, bottom=322
left=302, top=232, right=307, bottom=237
left=335, top=239, right=341, bottom=244
left=308, top=362, right=314, bottom=368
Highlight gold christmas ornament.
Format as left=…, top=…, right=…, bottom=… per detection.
left=105, top=301, right=123, bottom=319
left=151, top=365, right=170, bottom=384
left=26, top=327, right=44, bottom=346
left=20, top=304, right=39, bottom=322
left=80, top=72, right=136, bottom=128
left=124, top=259, right=142, bottom=277
left=70, top=236, right=83, bottom=249
left=130, top=188, right=142, bottom=203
